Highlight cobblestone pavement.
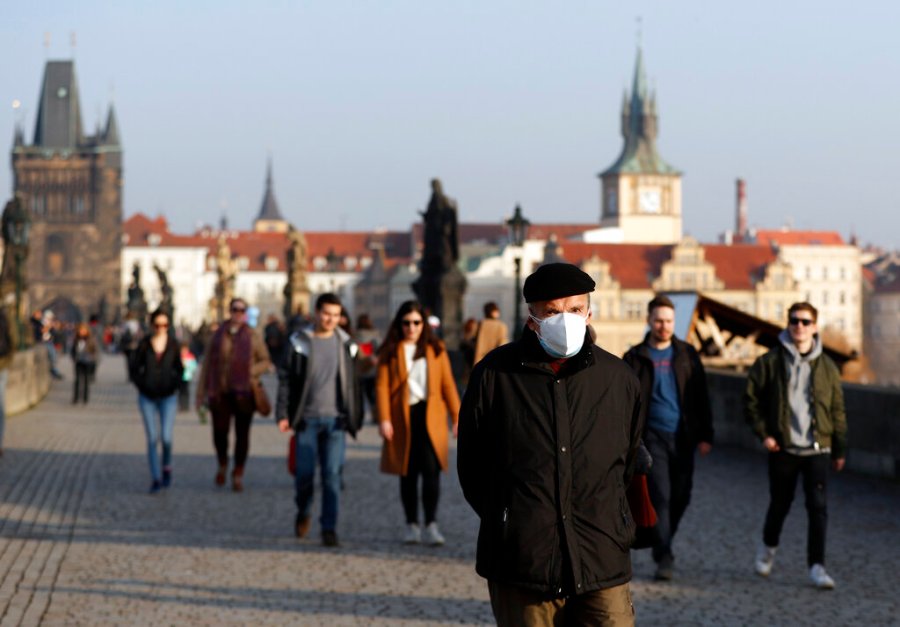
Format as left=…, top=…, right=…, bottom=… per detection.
left=1, top=356, right=898, bottom=625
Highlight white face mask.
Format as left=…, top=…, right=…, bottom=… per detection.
left=530, top=311, right=589, bottom=358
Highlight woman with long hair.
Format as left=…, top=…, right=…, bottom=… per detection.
left=71, top=323, right=98, bottom=404
left=130, top=308, right=183, bottom=493
left=376, top=301, right=460, bottom=545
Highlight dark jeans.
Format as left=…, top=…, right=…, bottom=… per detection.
left=73, top=362, right=92, bottom=403
left=763, top=451, right=829, bottom=566
left=400, top=402, right=441, bottom=525
left=210, top=393, right=254, bottom=469
left=644, top=427, right=695, bottom=565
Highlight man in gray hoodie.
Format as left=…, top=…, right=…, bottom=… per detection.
left=744, top=302, right=847, bottom=589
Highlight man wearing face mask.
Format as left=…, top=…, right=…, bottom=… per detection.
left=458, top=263, right=644, bottom=626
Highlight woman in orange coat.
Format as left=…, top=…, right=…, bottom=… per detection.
left=376, top=301, right=460, bottom=546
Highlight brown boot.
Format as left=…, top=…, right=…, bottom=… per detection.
left=231, top=467, right=244, bottom=492
left=215, top=464, right=227, bottom=487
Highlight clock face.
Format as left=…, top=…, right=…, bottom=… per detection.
left=639, top=189, right=661, bottom=214
left=57, top=86, right=68, bottom=99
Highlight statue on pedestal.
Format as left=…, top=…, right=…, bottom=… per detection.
left=126, top=262, right=148, bottom=322
left=210, top=235, right=237, bottom=322
left=154, top=262, right=174, bottom=322
left=283, top=228, right=311, bottom=320
left=412, top=178, right=467, bottom=349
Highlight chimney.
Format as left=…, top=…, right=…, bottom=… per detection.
left=736, top=178, right=747, bottom=240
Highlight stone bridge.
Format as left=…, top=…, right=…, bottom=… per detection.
left=0, top=358, right=897, bottom=625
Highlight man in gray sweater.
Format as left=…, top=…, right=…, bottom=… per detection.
left=744, top=302, right=847, bottom=589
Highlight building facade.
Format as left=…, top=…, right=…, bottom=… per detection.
left=11, top=60, right=122, bottom=322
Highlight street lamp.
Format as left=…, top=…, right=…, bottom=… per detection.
left=506, top=204, right=530, bottom=340
left=2, top=196, right=31, bottom=350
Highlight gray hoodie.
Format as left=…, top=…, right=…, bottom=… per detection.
left=778, top=329, right=823, bottom=452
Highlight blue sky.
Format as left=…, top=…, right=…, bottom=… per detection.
left=2, top=1, right=898, bottom=249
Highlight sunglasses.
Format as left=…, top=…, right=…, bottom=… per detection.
left=154, top=323, right=170, bottom=329
left=401, top=319, right=423, bottom=327
left=231, top=307, right=247, bottom=314
left=788, top=317, right=814, bottom=327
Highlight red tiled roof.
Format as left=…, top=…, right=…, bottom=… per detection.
left=556, top=242, right=777, bottom=290
left=702, top=244, right=779, bottom=290
left=755, top=230, right=845, bottom=246
left=411, top=222, right=597, bottom=248
left=124, top=214, right=410, bottom=272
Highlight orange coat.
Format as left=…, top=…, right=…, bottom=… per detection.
left=376, top=343, right=461, bottom=475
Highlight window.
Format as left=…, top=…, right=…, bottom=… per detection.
left=822, top=291, right=829, bottom=305
left=822, top=267, right=828, bottom=280
left=805, top=266, right=811, bottom=279
left=839, top=291, right=846, bottom=305
left=840, top=266, right=846, bottom=280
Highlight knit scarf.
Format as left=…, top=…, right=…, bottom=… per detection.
left=205, top=322, right=253, bottom=399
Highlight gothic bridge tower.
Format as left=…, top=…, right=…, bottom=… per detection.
left=10, top=60, right=122, bottom=322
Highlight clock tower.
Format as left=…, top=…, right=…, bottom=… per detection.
left=598, top=48, right=682, bottom=244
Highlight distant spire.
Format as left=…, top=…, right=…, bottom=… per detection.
left=103, top=104, right=120, bottom=145
left=256, top=156, right=285, bottom=222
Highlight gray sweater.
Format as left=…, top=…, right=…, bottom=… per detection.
left=778, top=330, right=823, bottom=452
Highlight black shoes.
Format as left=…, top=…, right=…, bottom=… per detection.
left=322, top=530, right=339, bottom=547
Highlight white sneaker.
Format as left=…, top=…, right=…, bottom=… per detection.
left=403, top=523, right=421, bottom=544
left=754, top=544, right=777, bottom=577
left=809, top=564, right=835, bottom=589
left=423, top=522, right=445, bottom=546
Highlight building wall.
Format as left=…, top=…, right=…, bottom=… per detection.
left=777, top=245, right=863, bottom=350
left=864, top=291, right=900, bottom=386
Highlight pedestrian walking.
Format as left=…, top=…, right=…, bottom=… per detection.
left=276, top=293, right=363, bottom=547
left=0, top=307, right=13, bottom=456
left=195, top=298, right=271, bottom=492
left=376, top=301, right=460, bottom=546
left=458, top=263, right=643, bottom=626
left=622, top=294, right=713, bottom=581
left=354, top=313, right=381, bottom=421
left=129, top=308, right=183, bottom=493
left=71, top=323, right=98, bottom=404
left=178, top=341, right=198, bottom=412
left=472, top=301, right=509, bottom=365
left=744, top=302, right=847, bottom=589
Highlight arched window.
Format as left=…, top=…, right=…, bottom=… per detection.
left=45, top=234, right=67, bottom=277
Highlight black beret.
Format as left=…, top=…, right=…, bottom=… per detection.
left=523, top=263, right=595, bottom=303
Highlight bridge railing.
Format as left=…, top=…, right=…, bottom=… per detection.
left=708, top=370, right=900, bottom=480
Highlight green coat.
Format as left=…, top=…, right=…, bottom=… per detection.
left=743, top=344, right=847, bottom=459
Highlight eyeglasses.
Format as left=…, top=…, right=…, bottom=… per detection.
left=231, top=307, right=247, bottom=314
left=401, top=319, right=423, bottom=327
left=788, top=317, right=814, bottom=327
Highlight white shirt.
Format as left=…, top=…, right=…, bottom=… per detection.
left=403, top=342, right=428, bottom=405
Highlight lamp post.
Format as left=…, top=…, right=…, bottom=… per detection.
left=506, top=204, right=530, bottom=340
left=2, top=196, right=31, bottom=350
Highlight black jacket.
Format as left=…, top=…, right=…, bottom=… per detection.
left=622, top=335, right=713, bottom=446
left=130, top=336, right=183, bottom=399
left=275, top=327, right=364, bottom=437
left=457, top=328, right=643, bottom=596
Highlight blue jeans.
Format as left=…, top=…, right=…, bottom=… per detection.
left=138, top=393, right=178, bottom=481
left=294, top=416, right=345, bottom=532
left=0, top=369, right=7, bottom=449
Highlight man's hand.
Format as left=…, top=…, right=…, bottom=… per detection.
left=278, top=418, right=291, bottom=433
left=763, top=436, right=780, bottom=452
left=452, top=422, right=459, bottom=439
left=832, top=458, right=845, bottom=472
left=697, top=442, right=712, bottom=456
left=379, top=421, right=394, bottom=441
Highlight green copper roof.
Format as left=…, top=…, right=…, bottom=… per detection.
left=601, top=48, right=680, bottom=177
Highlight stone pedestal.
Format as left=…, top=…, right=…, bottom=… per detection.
left=413, top=265, right=467, bottom=350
